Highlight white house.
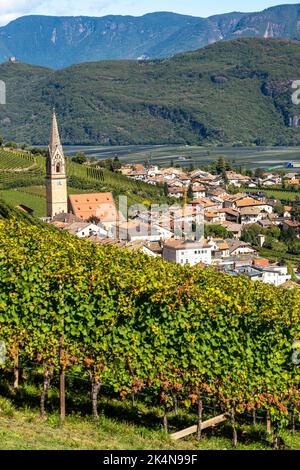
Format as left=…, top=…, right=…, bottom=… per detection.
left=192, top=185, right=206, bottom=199
left=152, top=224, right=174, bottom=239
left=117, top=221, right=162, bottom=242
left=228, top=240, right=257, bottom=256
left=240, top=207, right=263, bottom=225
left=65, top=222, right=107, bottom=238
left=163, top=239, right=212, bottom=266
left=236, top=265, right=291, bottom=287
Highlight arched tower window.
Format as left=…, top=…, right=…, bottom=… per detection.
left=56, top=162, right=61, bottom=173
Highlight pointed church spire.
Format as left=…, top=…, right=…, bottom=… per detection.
left=49, top=108, right=62, bottom=154
left=46, top=109, right=68, bottom=218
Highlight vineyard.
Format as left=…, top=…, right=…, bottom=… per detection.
left=0, top=149, right=37, bottom=171
left=0, top=149, right=168, bottom=216
left=0, top=207, right=299, bottom=449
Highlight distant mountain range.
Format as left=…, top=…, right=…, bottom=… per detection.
left=1, top=37, right=300, bottom=146
left=1, top=4, right=300, bottom=68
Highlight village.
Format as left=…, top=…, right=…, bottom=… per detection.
left=43, top=112, right=300, bottom=289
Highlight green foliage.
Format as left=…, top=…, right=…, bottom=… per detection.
left=71, top=152, right=87, bottom=165
left=0, top=213, right=299, bottom=440
left=204, top=224, right=233, bottom=239
left=2, top=39, right=300, bottom=145
left=241, top=224, right=262, bottom=246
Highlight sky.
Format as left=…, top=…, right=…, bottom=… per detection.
left=0, top=0, right=299, bottom=26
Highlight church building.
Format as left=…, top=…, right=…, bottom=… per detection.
left=46, top=110, right=121, bottom=228
left=46, top=110, right=68, bottom=218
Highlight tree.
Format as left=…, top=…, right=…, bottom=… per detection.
left=187, top=184, right=193, bottom=201
left=254, top=168, right=264, bottom=179
left=113, top=156, right=121, bottom=171
left=5, top=141, right=18, bottom=149
left=204, top=224, right=232, bottom=239
left=72, top=152, right=87, bottom=165
left=281, top=227, right=297, bottom=243
left=87, top=216, right=101, bottom=225
left=274, top=203, right=284, bottom=217
left=222, top=169, right=229, bottom=185
left=216, top=157, right=226, bottom=175
left=241, top=224, right=261, bottom=246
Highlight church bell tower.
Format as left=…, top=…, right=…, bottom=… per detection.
left=46, top=110, right=68, bottom=218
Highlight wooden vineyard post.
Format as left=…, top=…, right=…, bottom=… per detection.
left=266, top=410, right=271, bottom=435
left=59, top=334, right=65, bottom=424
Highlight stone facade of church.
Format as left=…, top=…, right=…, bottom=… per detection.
left=46, top=111, right=68, bottom=218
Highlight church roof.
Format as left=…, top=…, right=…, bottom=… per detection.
left=68, top=192, right=124, bottom=222
left=49, top=110, right=63, bottom=155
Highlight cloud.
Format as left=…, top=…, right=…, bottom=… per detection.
left=0, top=0, right=121, bottom=26
left=0, top=0, right=44, bottom=25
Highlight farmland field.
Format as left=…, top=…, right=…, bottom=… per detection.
left=257, top=189, right=300, bottom=202
left=63, top=144, right=300, bottom=171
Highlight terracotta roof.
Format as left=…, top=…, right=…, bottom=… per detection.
left=235, top=197, right=265, bottom=208
left=205, top=210, right=222, bottom=218
left=283, top=220, right=300, bottom=228
left=192, top=197, right=217, bottom=208
left=163, top=239, right=211, bottom=250
left=217, top=208, right=240, bottom=216
left=210, top=238, right=229, bottom=250
left=68, top=192, right=122, bottom=222
left=192, top=185, right=206, bottom=192
left=226, top=171, right=250, bottom=181
left=253, top=258, right=270, bottom=267
left=222, top=193, right=246, bottom=201
left=240, top=207, right=262, bottom=215
left=168, top=187, right=185, bottom=194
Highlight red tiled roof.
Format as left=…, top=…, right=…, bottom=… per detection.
left=68, top=192, right=121, bottom=222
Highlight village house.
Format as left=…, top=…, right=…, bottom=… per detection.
left=233, top=265, right=291, bottom=287
left=192, top=185, right=206, bottom=199
left=282, top=220, right=300, bottom=238
left=207, top=239, right=230, bottom=259
left=216, top=208, right=240, bottom=223
left=64, top=222, right=107, bottom=238
left=117, top=220, right=162, bottom=242
left=192, top=197, right=223, bottom=210
left=168, top=187, right=186, bottom=199
left=227, top=240, right=258, bottom=257
left=240, top=207, right=263, bottom=225
left=220, top=221, right=243, bottom=239
left=284, top=206, right=292, bottom=219
left=226, top=171, right=251, bottom=187
left=204, top=209, right=226, bottom=224
left=233, top=197, right=273, bottom=214
left=163, top=239, right=212, bottom=266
